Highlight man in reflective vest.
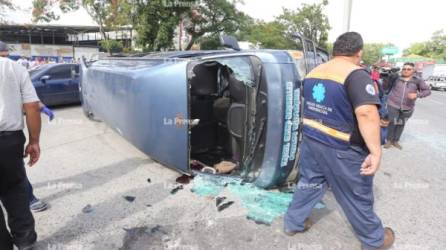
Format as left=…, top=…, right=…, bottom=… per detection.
left=284, top=32, right=395, bottom=250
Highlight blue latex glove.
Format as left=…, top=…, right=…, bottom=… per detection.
left=40, top=106, right=55, bottom=121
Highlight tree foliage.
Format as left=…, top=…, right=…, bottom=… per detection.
left=238, top=19, right=295, bottom=49
left=183, top=0, right=243, bottom=50
left=197, top=34, right=221, bottom=50
left=30, top=0, right=333, bottom=52
left=99, top=39, right=123, bottom=53
left=32, top=0, right=79, bottom=23
left=361, top=43, right=387, bottom=65
left=404, top=30, right=446, bottom=60
left=33, top=0, right=132, bottom=54
left=0, top=0, right=16, bottom=23
left=236, top=0, right=330, bottom=50
left=135, top=0, right=192, bottom=51
left=277, top=0, right=330, bottom=49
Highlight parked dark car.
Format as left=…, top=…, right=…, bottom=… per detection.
left=29, top=63, right=81, bottom=106
left=80, top=35, right=328, bottom=189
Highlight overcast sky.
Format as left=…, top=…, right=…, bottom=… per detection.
left=7, top=0, right=446, bottom=50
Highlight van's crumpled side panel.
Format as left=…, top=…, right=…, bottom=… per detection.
left=82, top=59, right=190, bottom=173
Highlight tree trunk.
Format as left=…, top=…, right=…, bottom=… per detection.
left=185, top=36, right=196, bottom=50
left=97, top=18, right=111, bottom=55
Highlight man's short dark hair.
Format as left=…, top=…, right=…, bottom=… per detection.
left=403, top=62, right=415, bottom=67
left=332, top=32, right=363, bottom=57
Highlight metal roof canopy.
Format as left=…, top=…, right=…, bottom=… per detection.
left=0, top=24, right=132, bottom=48
left=0, top=24, right=108, bottom=35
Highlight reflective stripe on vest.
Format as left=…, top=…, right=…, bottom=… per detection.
left=302, top=66, right=361, bottom=148
left=302, top=118, right=351, bottom=142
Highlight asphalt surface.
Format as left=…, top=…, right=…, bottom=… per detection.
left=23, top=91, right=446, bottom=250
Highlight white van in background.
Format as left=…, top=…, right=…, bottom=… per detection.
left=427, top=75, right=446, bottom=90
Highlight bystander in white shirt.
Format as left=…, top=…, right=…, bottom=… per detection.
left=0, top=57, right=40, bottom=131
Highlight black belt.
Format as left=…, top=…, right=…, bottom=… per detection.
left=0, top=131, right=22, bottom=136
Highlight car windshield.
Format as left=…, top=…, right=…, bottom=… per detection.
left=29, top=64, right=50, bottom=77
left=216, top=57, right=255, bottom=86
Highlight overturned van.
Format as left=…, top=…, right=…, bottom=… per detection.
left=80, top=36, right=329, bottom=189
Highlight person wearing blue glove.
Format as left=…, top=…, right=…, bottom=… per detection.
left=39, top=103, right=54, bottom=121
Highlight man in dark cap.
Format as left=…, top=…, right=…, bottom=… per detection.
left=0, top=40, right=40, bottom=250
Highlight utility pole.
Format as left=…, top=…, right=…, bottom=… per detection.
left=342, top=0, right=353, bottom=32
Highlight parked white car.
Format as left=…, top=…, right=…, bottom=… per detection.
left=426, top=75, right=446, bottom=90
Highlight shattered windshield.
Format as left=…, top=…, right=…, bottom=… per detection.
left=217, top=57, right=255, bottom=86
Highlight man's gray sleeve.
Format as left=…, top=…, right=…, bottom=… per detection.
left=417, top=78, right=431, bottom=98
left=18, top=65, right=40, bottom=104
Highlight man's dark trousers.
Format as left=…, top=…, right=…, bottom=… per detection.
left=0, top=131, right=37, bottom=250
left=387, top=105, right=414, bottom=142
left=284, top=137, right=384, bottom=249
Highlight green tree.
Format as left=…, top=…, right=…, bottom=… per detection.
left=404, top=30, right=446, bottom=60
left=277, top=0, right=330, bottom=49
left=32, top=0, right=79, bottom=22
left=404, top=42, right=426, bottom=56
left=238, top=20, right=295, bottom=49
left=429, top=30, right=446, bottom=60
left=32, top=0, right=132, bottom=54
left=326, top=42, right=333, bottom=55
left=135, top=0, right=192, bottom=51
left=361, top=43, right=387, bottom=65
left=31, top=0, right=196, bottom=52
left=99, top=39, right=123, bottom=54
left=197, top=34, right=221, bottom=50
left=183, top=0, right=243, bottom=50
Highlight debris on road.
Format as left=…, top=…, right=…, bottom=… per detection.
left=216, top=196, right=226, bottom=207
left=192, top=174, right=326, bottom=225
left=190, top=160, right=206, bottom=171
left=176, top=174, right=193, bottom=184
left=217, top=201, right=234, bottom=212
left=170, top=185, right=183, bottom=194
left=124, top=196, right=136, bottom=202
left=246, top=216, right=270, bottom=225
left=150, top=225, right=167, bottom=234
left=147, top=178, right=151, bottom=183
left=214, top=161, right=237, bottom=174
left=82, top=204, right=94, bottom=213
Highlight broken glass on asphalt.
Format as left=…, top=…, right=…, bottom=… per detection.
left=191, top=174, right=325, bottom=225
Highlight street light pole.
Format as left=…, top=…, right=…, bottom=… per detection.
left=342, top=0, right=353, bottom=32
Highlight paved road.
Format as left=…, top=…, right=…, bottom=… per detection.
left=27, top=91, right=446, bottom=250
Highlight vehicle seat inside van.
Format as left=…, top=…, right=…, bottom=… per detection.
left=189, top=62, right=248, bottom=166
left=189, top=62, right=220, bottom=154
left=226, top=73, right=247, bottom=162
